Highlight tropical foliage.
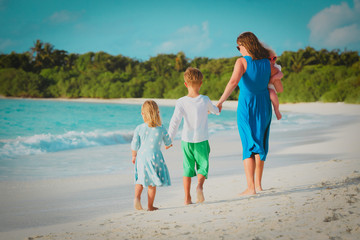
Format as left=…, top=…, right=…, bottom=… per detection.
left=0, top=40, right=359, bottom=103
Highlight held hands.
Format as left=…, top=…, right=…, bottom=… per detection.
left=165, top=144, right=173, bottom=150
left=216, top=102, right=223, bottom=113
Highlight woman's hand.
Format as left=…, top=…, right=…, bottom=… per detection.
left=132, top=156, right=136, bottom=164
left=216, top=102, right=223, bottom=113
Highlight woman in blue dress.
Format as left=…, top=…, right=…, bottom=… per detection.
left=131, top=100, right=173, bottom=210
left=217, top=32, right=272, bottom=196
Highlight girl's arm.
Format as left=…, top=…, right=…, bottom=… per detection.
left=130, top=126, right=140, bottom=163
left=217, top=58, right=246, bottom=112
left=131, top=150, right=137, bottom=164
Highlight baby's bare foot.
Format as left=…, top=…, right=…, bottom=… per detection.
left=239, top=189, right=256, bottom=196
left=134, top=198, right=143, bottom=210
left=147, top=206, right=159, bottom=211
left=196, top=186, right=205, bottom=203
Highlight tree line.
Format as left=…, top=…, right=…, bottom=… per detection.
left=0, top=40, right=359, bottom=103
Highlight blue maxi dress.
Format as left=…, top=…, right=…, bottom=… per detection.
left=237, top=56, right=272, bottom=161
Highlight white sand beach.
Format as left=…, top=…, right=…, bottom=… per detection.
left=1, top=100, right=360, bottom=240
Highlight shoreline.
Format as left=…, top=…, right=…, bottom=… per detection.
left=2, top=96, right=360, bottom=116
left=0, top=99, right=360, bottom=239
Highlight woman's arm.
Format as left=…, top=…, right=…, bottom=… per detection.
left=217, top=58, right=246, bottom=112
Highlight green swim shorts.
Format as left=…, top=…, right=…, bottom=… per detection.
left=181, top=140, right=210, bottom=179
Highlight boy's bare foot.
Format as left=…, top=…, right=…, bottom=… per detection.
left=134, top=198, right=143, bottom=210
left=147, top=206, right=159, bottom=211
left=239, top=189, right=256, bottom=196
left=275, top=110, right=282, bottom=120
left=196, top=186, right=205, bottom=203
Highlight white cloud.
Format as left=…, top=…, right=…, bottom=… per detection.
left=48, top=10, right=81, bottom=24
left=154, top=21, right=212, bottom=55
left=308, top=0, right=360, bottom=49
left=0, top=38, right=14, bottom=51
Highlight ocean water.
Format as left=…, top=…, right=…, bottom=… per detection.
left=0, top=98, right=327, bottom=181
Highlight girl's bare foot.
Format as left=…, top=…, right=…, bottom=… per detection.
left=275, top=110, right=282, bottom=120
left=134, top=198, right=143, bottom=210
left=196, top=186, right=205, bottom=203
left=147, top=206, right=159, bottom=211
left=239, top=188, right=256, bottom=196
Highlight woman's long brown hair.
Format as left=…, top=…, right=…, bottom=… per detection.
left=237, top=32, right=270, bottom=60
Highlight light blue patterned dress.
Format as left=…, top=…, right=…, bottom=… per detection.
left=131, top=123, right=172, bottom=187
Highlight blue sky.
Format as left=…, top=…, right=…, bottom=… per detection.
left=0, top=0, right=359, bottom=60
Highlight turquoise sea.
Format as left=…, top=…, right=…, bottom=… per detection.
left=0, top=98, right=326, bottom=181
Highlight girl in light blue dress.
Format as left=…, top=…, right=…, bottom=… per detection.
left=131, top=100, right=172, bottom=211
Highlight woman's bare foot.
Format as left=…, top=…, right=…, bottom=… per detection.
left=184, top=197, right=193, bottom=205
left=147, top=206, right=159, bottom=211
left=256, top=187, right=263, bottom=192
left=134, top=198, right=143, bottom=210
left=196, top=186, right=205, bottom=203
left=275, top=110, right=282, bottom=120
left=239, top=188, right=256, bottom=196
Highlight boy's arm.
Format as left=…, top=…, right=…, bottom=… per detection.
left=168, top=102, right=183, bottom=141
left=162, top=128, right=173, bottom=150
left=207, top=97, right=220, bottom=115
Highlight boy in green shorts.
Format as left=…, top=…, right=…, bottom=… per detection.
left=168, top=67, right=219, bottom=205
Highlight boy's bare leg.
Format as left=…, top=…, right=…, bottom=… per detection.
left=196, top=174, right=206, bottom=203
left=269, top=89, right=282, bottom=120
left=147, top=185, right=158, bottom=211
left=134, top=184, right=144, bottom=210
left=254, top=154, right=264, bottom=192
left=240, top=156, right=256, bottom=196
left=183, top=176, right=193, bottom=205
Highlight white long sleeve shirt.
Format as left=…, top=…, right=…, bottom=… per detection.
left=168, top=95, right=219, bottom=143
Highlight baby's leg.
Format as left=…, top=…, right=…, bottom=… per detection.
left=183, top=176, right=193, bottom=205
left=269, top=88, right=282, bottom=120
left=134, top=184, right=144, bottom=210
left=147, top=185, right=158, bottom=211
left=196, top=174, right=205, bottom=203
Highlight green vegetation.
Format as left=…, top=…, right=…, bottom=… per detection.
left=0, top=40, right=359, bottom=103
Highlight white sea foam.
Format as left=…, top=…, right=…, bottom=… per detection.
left=0, top=130, right=133, bottom=159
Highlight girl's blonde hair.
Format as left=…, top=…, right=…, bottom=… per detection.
left=141, top=100, right=162, bottom=127
left=237, top=32, right=270, bottom=60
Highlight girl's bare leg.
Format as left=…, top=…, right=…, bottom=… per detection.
left=269, top=89, right=282, bottom=120
left=134, top=184, right=144, bottom=210
left=147, top=185, right=158, bottom=211
left=255, top=154, right=265, bottom=192
left=183, top=176, right=193, bottom=205
left=240, top=156, right=256, bottom=196
left=196, top=174, right=206, bottom=203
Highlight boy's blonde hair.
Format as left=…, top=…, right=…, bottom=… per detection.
left=184, top=67, right=203, bottom=86
left=141, top=100, right=162, bottom=127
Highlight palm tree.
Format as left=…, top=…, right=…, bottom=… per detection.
left=31, top=40, right=44, bottom=68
